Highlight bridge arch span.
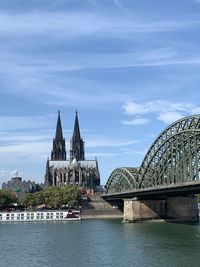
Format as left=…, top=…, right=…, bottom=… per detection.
left=139, top=115, right=200, bottom=188
left=105, top=115, right=200, bottom=194
left=105, top=167, right=139, bottom=194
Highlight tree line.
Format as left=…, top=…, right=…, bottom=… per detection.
left=0, top=185, right=81, bottom=209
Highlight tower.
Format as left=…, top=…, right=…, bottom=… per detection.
left=70, top=111, right=85, bottom=161
left=51, top=111, right=66, bottom=160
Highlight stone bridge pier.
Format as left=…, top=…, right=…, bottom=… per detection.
left=123, top=196, right=199, bottom=223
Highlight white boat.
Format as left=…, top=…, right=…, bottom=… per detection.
left=0, top=210, right=81, bottom=222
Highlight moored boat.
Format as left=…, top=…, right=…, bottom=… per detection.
left=0, top=210, right=81, bottom=222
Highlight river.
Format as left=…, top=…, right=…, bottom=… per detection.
left=0, top=219, right=200, bottom=267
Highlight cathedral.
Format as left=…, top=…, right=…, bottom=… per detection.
left=44, top=111, right=100, bottom=189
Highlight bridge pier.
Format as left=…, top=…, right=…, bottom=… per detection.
left=123, top=196, right=199, bottom=223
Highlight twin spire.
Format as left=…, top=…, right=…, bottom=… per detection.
left=51, top=111, right=85, bottom=161
left=55, top=110, right=63, bottom=140
left=72, top=111, right=81, bottom=141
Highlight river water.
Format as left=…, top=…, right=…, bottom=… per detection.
left=0, top=219, right=200, bottom=267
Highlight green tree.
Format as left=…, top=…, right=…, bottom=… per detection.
left=0, top=189, right=18, bottom=208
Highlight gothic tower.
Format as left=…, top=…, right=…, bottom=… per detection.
left=51, top=111, right=66, bottom=160
left=70, top=111, right=85, bottom=161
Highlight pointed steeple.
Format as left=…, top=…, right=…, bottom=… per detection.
left=72, top=111, right=81, bottom=140
left=70, top=111, right=85, bottom=161
left=55, top=110, right=63, bottom=140
left=51, top=111, right=66, bottom=161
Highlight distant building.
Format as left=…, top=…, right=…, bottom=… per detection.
left=2, top=175, right=43, bottom=199
left=44, top=111, right=100, bottom=189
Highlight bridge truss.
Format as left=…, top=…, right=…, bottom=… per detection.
left=105, top=115, right=200, bottom=194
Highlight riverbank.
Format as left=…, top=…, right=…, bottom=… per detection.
left=80, top=194, right=123, bottom=219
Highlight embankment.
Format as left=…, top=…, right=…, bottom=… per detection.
left=81, top=194, right=123, bottom=219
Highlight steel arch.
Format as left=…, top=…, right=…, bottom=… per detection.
left=105, top=167, right=139, bottom=194
left=105, top=115, right=200, bottom=194
left=139, top=115, right=200, bottom=188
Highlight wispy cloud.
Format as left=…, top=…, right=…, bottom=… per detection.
left=0, top=116, right=139, bottom=168
left=122, top=148, right=147, bottom=156
left=122, top=118, right=151, bottom=125
left=0, top=11, right=199, bottom=39
left=86, top=136, right=139, bottom=148
left=86, top=152, right=118, bottom=158
left=0, top=1, right=199, bottom=185
left=2, top=45, right=200, bottom=108
left=0, top=115, right=54, bottom=131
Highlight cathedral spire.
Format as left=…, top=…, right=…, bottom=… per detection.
left=55, top=110, right=63, bottom=140
left=51, top=111, right=66, bottom=161
left=72, top=110, right=81, bottom=140
left=70, top=111, right=85, bottom=161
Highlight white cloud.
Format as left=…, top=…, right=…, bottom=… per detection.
left=123, top=100, right=200, bottom=124
left=158, top=112, right=183, bottom=124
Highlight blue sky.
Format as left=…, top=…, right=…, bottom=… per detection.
left=1, top=0, right=200, bottom=186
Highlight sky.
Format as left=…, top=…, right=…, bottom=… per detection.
left=1, top=0, right=200, bottom=186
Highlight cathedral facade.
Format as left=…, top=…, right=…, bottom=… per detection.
left=44, top=111, right=100, bottom=189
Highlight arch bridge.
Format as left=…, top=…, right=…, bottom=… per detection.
left=102, top=115, right=200, bottom=222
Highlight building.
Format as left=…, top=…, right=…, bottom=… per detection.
left=2, top=174, right=43, bottom=199
left=44, top=111, right=100, bottom=189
